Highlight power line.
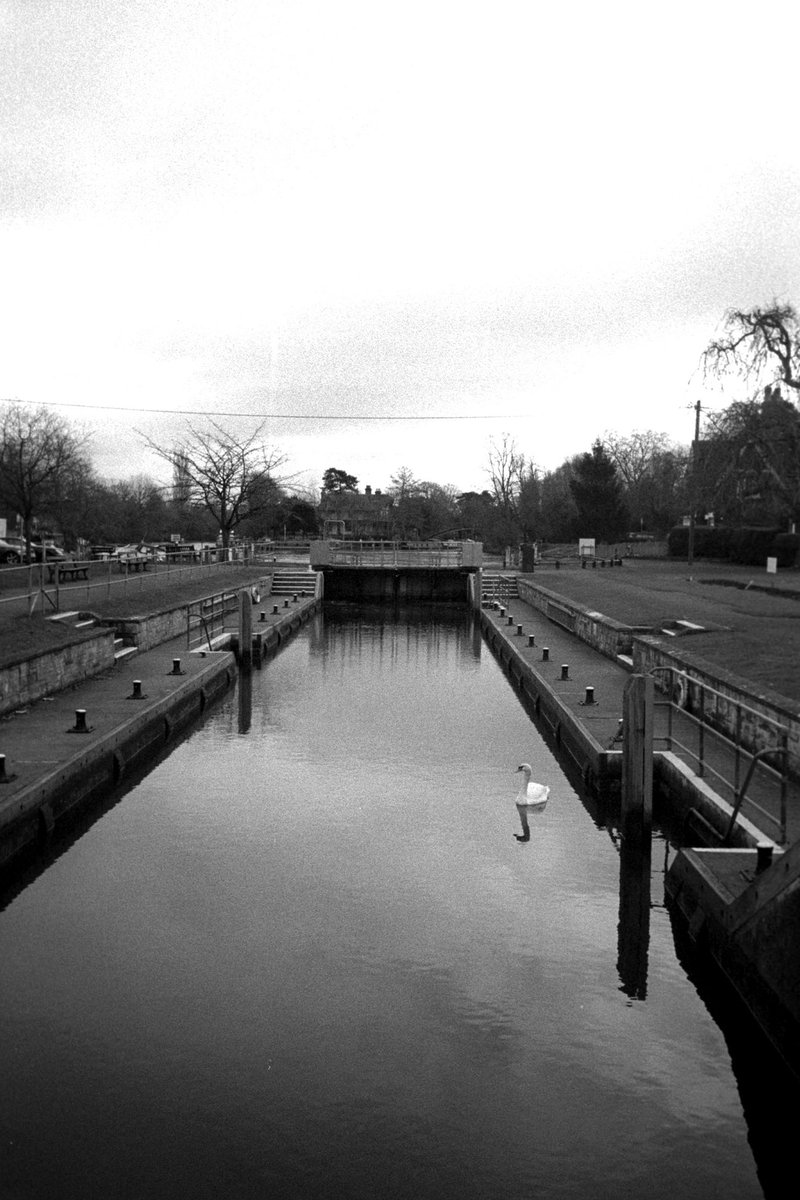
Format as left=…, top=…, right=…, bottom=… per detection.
left=3, top=398, right=527, bottom=421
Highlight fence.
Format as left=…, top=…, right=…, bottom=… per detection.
left=0, top=555, right=257, bottom=618
left=650, top=666, right=795, bottom=844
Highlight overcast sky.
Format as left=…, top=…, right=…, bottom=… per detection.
left=2, top=0, right=798, bottom=497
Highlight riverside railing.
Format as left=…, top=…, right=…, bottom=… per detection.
left=0, top=555, right=255, bottom=617
left=185, top=589, right=241, bottom=651
left=649, top=665, right=795, bottom=845
left=309, top=540, right=482, bottom=568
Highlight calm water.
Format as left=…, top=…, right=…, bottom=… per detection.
left=0, top=607, right=787, bottom=1198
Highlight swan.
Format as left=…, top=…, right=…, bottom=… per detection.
left=515, top=763, right=550, bottom=811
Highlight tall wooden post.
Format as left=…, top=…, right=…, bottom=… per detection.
left=239, top=588, right=252, bottom=668
left=622, top=674, right=654, bottom=839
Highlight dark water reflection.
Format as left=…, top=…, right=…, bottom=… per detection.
left=0, top=607, right=781, bottom=1198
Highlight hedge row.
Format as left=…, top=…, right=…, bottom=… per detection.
left=667, top=525, right=799, bottom=567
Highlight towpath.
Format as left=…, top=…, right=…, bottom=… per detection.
left=480, top=590, right=800, bottom=846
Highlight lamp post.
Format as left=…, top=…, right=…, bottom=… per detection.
left=687, top=399, right=702, bottom=567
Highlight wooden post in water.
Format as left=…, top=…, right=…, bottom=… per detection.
left=239, top=588, right=252, bottom=668
left=621, top=674, right=654, bottom=840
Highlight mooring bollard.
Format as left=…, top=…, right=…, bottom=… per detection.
left=284, top=599, right=289, bottom=608
left=293, top=594, right=298, bottom=602
left=171, top=659, right=182, bottom=675
left=756, top=842, right=774, bottom=873
left=584, top=686, right=595, bottom=705
left=507, top=615, right=514, bottom=626
left=0, top=754, right=7, bottom=782
left=542, top=647, right=549, bottom=661
left=74, top=709, right=88, bottom=732
left=260, top=611, right=266, bottom=623
left=561, top=664, right=569, bottom=680
left=132, top=680, right=143, bottom=699
left=517, top=624, right=523, bottom=636
left=273, top=604, right=279, bottom=615
left=499, top=607, right=505, bottom=618
left=528, top=634, right=536, bottom=647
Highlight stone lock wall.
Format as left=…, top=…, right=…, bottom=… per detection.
left=0, top=630, right=117, bottom=718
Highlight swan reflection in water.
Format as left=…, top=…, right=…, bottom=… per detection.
left=514, top=762, right=550, bottom=842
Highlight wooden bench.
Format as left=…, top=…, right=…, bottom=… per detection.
left=48, top=562, right=90, bottom=583
left=118, top=557, right=150, bottom=573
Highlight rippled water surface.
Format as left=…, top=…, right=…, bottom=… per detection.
left=0, top=608, right=781, bottom=1198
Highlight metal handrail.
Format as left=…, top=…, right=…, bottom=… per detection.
left=185, top=590, right=239, bottom=650
left=649, top=665, right=794, bottom=843
left=723, top=747, right=790, bottom=844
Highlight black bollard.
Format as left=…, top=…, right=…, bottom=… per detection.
left=542, top=647, right=549, bottom=661
left=561, top=665, right=569, bottom=680
left=528, top=634, right=536, bottom=647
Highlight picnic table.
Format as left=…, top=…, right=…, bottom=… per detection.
left=47, top=561, right=90, bottom=584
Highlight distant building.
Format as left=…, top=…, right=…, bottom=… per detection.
left=319, top=486, right=395, bottom=539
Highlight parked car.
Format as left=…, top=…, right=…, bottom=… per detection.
left=31, top=540, right=67, bottom=562
left=155, top=542, right=197, bottom=562
left=0, top=536, right=66, bottom=563
left=0, top=537, right=23, bottom=564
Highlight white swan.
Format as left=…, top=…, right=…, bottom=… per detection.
left=515, top=763, right=550, bottom=811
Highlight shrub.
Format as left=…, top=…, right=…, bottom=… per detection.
left=667, top=525, right=733, bottom=559
left=772, top=532, right=800, bottom=568
left=729, top=527, right=781, bottom=565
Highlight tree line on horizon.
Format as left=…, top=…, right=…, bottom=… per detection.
left=2, top=302, right=799, bottom=553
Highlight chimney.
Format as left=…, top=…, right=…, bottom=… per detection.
left=365, top=485, right=372, bottom=495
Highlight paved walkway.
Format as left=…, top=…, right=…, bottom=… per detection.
left=0, top=631, right=234, bottom=804
left=480, top=594, right=800, bottom=847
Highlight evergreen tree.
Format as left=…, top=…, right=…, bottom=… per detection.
left=569, top=441, right=629, bottom=541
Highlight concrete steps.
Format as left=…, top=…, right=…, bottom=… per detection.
left=270, top=568, right=316, bottom=597
left=48, top=609, right=137, bottom=664
left=482, top=573, right=519, bottom=601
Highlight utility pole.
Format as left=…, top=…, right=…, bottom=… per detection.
left=687, top=399, right=702, bottom=567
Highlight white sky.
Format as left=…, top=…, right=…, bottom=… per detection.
left=1, top=0, right=798, bottom=497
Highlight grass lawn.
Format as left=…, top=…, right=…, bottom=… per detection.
left=0, top=565, right=270, bottom=670
left=529, top=559, right=800, bottom=704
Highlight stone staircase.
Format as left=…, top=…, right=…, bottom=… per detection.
left=270, top=567, right=318, bottom=598
left=49, top=610, right=137, bottom=663
left=481, top=572, right=519, bottom=603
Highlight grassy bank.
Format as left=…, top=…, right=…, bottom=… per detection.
left=528, top=559, right=800, bottom=703
left=0, top=566, right=267, bottom=670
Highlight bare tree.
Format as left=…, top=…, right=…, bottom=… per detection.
left=486, top=435, right=523, bottom=512
left=140, top=419, right=287, bottom=549
left=701, top=390, right=800, bottom=527
left=486, top=434, right=527, bottom=541
left=701, top=302, right=800, bottom=398
left=0, top=401, right=92, bottom=555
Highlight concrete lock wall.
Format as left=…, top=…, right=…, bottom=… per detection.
left=102, top=577, right=272, bottom=651
left=516, top=577, right=649, bottom=660
left=0, top=630, right=117, bottom=718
